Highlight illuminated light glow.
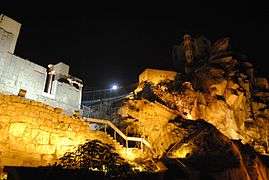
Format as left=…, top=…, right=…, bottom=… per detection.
left=111, top=84, right=118, bottom=90
left=186, top=113, right=193, bottom=120
left=172, top=144, right=192, bottom=158
left=132, top=166, right=144, bottom=172
left=120, top=148, right=139, bottom=161
left=118, top=148, right=145, bottom=172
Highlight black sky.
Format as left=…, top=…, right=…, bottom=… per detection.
left=1, top=2, right=269, bottom=90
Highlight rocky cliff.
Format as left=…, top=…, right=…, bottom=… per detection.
left=117, top=36, right=269, bottom=179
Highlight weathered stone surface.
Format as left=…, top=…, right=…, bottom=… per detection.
left=35, top=130, right=50, bottom=144
left=0, top=94, right=120, bottom=169
left=9, top=122, right=27, bottom=137
left=36, top=144, right=56, bottom=155
left=209, top=80, right=227, bottom=96
left=138, top=69, right=177, bottom=85
left=124, top=60, right=269, bottom=156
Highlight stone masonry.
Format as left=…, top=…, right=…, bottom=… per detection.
left=0, top=93, right=116, bottom=170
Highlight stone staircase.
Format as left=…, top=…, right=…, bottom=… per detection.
left=83, top=118, right=169, bottom=172
left=106, top=134, right=124, bottom=149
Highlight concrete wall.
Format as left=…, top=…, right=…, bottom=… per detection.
left=0, top=52, right=46, bottom=97
left=0, top=52, right=82, bottom=114
left=0, top=14, right=21, bottom=54
left=139, top=69, right=177, bottom=85
left=37, top=81, right=82, bottom=114
left=0, top=27, right=14, bottom=54
left=0, top=14, right=82, bottom=114
left=0, top=94, right=112, bottom=170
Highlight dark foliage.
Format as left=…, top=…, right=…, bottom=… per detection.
left=53, top=140, right=136, bottom=177
left=4, top=166, right=164, bottom=180
left=135, top=82, right=167, bottom=106
left=135, top=82, right=156, bottom=101
left=158, top=73, right=186, bottom=93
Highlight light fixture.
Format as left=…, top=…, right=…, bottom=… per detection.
left=111, top=84, right=118, bottom=90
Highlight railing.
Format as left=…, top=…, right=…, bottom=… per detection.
left=83, top=117, right=152, bottom=150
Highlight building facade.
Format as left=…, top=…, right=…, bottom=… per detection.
left=0, top=14, right=83, bottom=114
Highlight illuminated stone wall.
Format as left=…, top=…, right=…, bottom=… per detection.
left=0, top=94, right=111, bottom=170
left=139, top=69, right=177, bottom=85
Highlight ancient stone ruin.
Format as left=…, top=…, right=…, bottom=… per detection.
left=1, top=14, right=269, bottom=179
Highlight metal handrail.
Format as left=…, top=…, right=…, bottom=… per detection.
left=83, top=117, right=152, bottom=149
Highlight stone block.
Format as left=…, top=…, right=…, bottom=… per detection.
left=209, top=80, right=227, bottom=96
left=50, top=134, right=73, bottom=146
left=35, top=130, right=50, bottom=144
left=9, top=137, right=27, bottom=152
left=36, top=144, right=56, bottom=154
left=49, top=133, right=59, bottom=145
left=41, top=154, right=57, bottom=165
left=25, top=144, right=36, bottom=153
left=56, top=145, right=75, bottom=157
left=27, top=110, right=40, bottom=118
left=9, top=122, right=27, bottom=137
left=226, top=94, right=238, bottom=107
left=54, top=107, right=63, bottom=114
left=1, top=157, right=22, bottom=166
left=22, top=159, right=42, bottom=166
left=0, top=130, right=9, bottom=143
left=22, top=127, right=33, bottom=142
left=12, top=102, right=27, bottom=109
left=139, top=68, right=177, bottom=85
left=30, top=128, right=40, bottom=139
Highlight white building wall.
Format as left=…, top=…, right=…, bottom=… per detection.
left=0, top=14, right=83, bottom=115
left=0, top=52, right=47, bottom=97
left=0, top=14, right=21, bottom=54
left=0, top=52, right=82, bottom=114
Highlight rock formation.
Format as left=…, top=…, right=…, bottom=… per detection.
left=116, top=35, right=269, bottom=179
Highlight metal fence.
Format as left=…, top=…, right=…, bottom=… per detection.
left=82, top=83, right=137, bottom=105
left=81, top=83, right=137, bottom=119
left=81, top=103, right=121, bottom=120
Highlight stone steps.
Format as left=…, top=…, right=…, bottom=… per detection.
left=106, top=134, right=123, bottom=148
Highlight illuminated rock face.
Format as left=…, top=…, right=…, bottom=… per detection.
left=0, top=94, right=117, bottom=170
left=121, top=54, right=269, bottom=156
left=116, top=35, right=269, bottom=177
left=119, top=71, right=269, bottom=179
left=119, top=100, right=179, bottom=157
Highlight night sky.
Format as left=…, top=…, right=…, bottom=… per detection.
left=1, top=2, right=268, bottom=90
